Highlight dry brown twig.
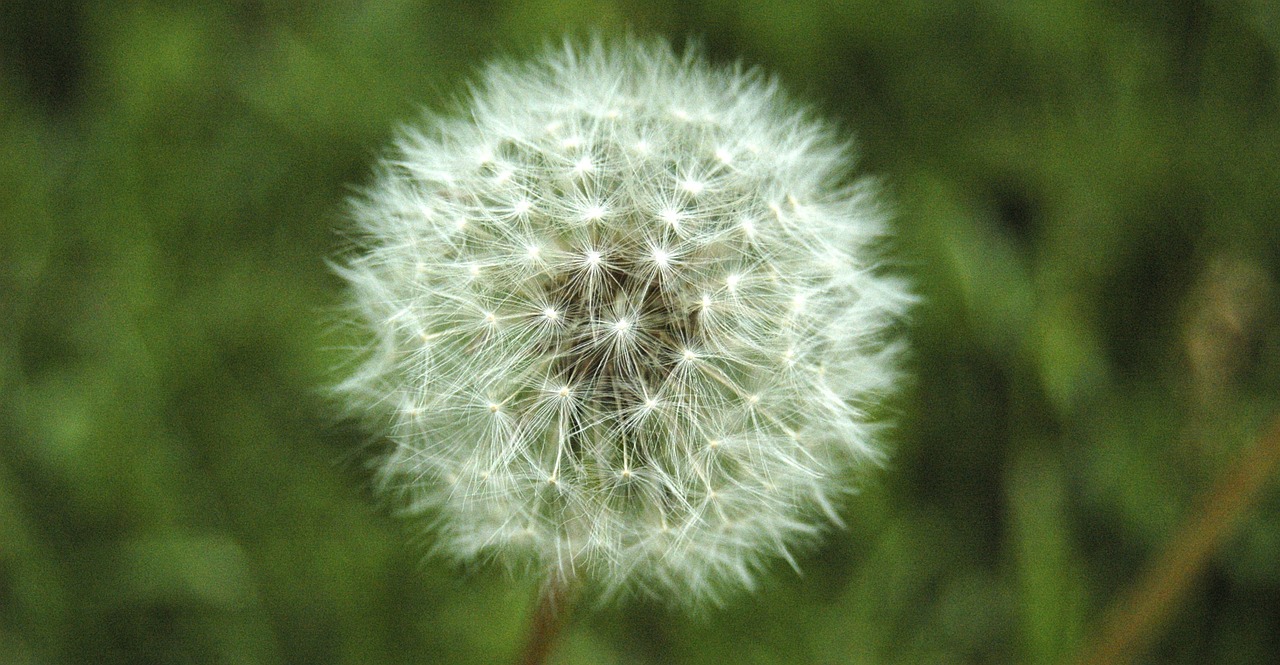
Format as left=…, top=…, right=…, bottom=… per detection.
left=1071, top=413, right=1280, bottom=665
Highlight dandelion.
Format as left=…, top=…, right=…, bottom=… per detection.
left=336, top=37, right=912, bottom=609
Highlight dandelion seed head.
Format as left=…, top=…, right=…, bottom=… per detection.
left=337, top=37, right=913, bottom=605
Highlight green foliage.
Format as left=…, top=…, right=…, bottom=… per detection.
left=2, top=1, right=1278, bottom=663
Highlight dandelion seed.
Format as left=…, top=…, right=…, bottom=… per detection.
left=582, top=204, right=607, bottom=222
left=659, top=208, right=683, bottom=228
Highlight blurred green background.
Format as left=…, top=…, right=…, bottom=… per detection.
left=3, top=1, right=1280, bottom=663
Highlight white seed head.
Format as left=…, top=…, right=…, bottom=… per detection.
left=337, top=37, right=913, bottom=605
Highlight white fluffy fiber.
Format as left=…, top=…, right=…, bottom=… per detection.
left=337, top=37, right=912, bottom=604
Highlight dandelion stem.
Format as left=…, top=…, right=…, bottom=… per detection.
left=517, top=578, right=572, bottom=665
left=1070, top=412, right=1280, bottom=665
